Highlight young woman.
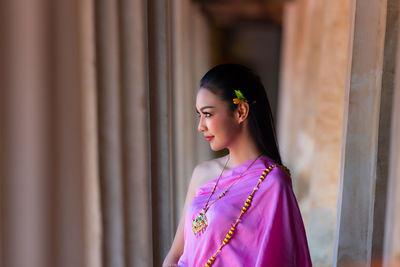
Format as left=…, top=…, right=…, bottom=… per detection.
left=163, top=64, right=312, bottom=267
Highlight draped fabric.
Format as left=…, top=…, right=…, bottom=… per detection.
left=178, top=157, right=312, bottom=267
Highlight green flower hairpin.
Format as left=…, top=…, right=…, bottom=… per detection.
left=233, top=90, right=248, bottom=104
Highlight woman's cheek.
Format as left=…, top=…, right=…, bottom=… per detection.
left=207, top=118, right=219, bottom=133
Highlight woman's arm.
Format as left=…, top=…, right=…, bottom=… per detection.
left=162, top=166, right=202, bottom=266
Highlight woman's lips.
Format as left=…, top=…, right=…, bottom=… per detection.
left=205, top=136, right=214, bottom=142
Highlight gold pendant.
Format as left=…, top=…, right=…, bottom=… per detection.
left=192, top=210, right=208, bottom=237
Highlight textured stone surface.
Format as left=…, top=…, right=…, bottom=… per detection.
left=171, top=0, right=213, bottom=229
left=334, top=0, right=399, bottom=265
left=383, top=3, right=400, bottom=265
left=278, top=0, right=349, bottom=265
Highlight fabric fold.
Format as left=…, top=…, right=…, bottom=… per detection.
left=178, top=157, right=312, bottom=267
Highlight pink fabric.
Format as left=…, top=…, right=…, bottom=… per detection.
left=178, top=157, right=312, bottom=267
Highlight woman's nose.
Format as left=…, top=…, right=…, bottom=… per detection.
left=198, top=117, right=206, bottom=132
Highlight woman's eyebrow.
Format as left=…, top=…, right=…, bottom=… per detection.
left=199, top=106, right=215, bottom=112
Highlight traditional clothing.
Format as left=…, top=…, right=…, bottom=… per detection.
left=178, top=157, right=312, bottom=267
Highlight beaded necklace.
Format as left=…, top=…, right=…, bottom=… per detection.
left=204, top=164, right=290, bottom=267
left=192, top=155, right=262, bottom=237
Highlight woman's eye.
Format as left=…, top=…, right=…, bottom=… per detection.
left=196, top=112, right=212, bottom=118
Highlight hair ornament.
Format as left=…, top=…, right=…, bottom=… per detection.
left=233, top=90, right=248, bottom=104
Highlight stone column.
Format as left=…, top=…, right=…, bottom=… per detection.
left=79, top=0, right=102, bottom=266
left=170, top=0, right=212, bottom=232
left=148, top=0, right=174, bottom=265
left=279, top=0, right=350, bottom=265
left=306, top=0, right=349, bottom=265
left=0, top=1, right=54, bottom=266
left=334, top=0, right=399, bottom=265
left=95, top=1, right=125, bottom=266
left=119, top=0, right=152, bottom=266
left=0, top=0, right=87, bottom=267
left=191, top=4, right=214, bottom=166
left=171, top=0, right=198, bottom=232
left=95, top=0, right=154, bottom=266
left=383, top=12, right=400, bottom=267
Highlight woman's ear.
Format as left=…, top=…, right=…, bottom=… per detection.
left=235, top=102, right=250, bottom=123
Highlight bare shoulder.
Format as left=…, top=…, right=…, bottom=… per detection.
left=190, top=155, right=229, bottom=191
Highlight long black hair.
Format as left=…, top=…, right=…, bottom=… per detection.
left=200, top=64, right=282, bottom=165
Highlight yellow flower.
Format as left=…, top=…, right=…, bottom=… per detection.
left=233, top=90, right=248, bottom=104
left=233, top=98, right=242, bottom=104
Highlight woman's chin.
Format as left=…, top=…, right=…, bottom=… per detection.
left=209, top=143, right=224, bottom=152
left=209, top=143, right=217, bottom=151
left=210, top=147, right=219, bottom=151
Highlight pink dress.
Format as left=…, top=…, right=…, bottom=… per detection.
left=178, top=157, right=312, bottom=267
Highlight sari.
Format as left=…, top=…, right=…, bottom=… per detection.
left=178, top=157, right=312, bottom=267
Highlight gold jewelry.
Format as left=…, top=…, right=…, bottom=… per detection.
left=192, top=156, right=230, bottom=237
left=192, top=155, right=262, bottom=237
left=204, top=164, right=290, bottom=267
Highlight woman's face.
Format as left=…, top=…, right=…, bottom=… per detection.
left=196, top=88, right=240, bottom=151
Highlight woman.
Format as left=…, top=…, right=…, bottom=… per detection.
left=163, top=64, right=312, bottom=267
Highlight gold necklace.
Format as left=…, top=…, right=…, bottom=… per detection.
left=192, top=155, right=262, bottom=237
left=204, top=164, right=291, bottom=267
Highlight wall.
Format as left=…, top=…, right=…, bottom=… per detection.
left=279, top=0, right=400, bottom=266
left=278, top=0, right=350, bottom=265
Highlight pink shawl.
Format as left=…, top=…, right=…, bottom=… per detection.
left=178, top=157, right=312, bottom=267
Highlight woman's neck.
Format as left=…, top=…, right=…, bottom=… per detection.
left=227, top=130, right=263, bottom=168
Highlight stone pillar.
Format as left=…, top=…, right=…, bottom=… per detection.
left=334, top=0, right=399, bottom=265
left=191, top=4, right=214, bottom=166
left=306, top=0, right=349, bottom=265
left=170, top=0, right=212, bottom=232
left=147, top=0, right=174, bottom=265
left=0, top=0, right=86, bottom=267
left=50, top=1, right=86, bottom=266
left=279, top=0, right=350, bottom=265
left=79, top=0, right=102, bottom=266
left=119, top=0, right=152, bottom=266
left=94, top=0, right=212, bottom=265
left=0, top=1, right=54, bottom=266
left=383, top=10, right=400, bottom=267
left=96, top=0, right=154, bottom=266
left=95, top=1, right=125, bottom=266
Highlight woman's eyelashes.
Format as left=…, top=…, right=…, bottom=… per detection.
left=196, top=111, right=212, bottom=118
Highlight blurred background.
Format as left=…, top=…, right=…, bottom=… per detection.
left=1, top=0, right=400, bottom=267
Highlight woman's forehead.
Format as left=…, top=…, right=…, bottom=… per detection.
left=196, top=89, right=218, bottom=108
left=196, top=88, right=232, bottom=114
left=196, top=88, right=221, bottom=104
